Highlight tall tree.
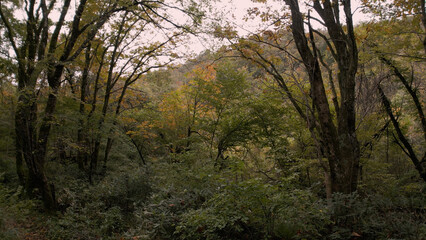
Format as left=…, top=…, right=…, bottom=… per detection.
left=86, top=4, right=202, bottom=179
left=227, top=0, right=360, bottom=193
left=0, top=0, right=139, bottom=209
left=285, top=0, right=360, bottom=193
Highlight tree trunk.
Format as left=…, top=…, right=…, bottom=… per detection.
left=15, top=89, right=37, bottom=188
left=285, top=0, right=360, bottom=193
left=15, top=87, right=57, bottom=210
left=15, top=104, right=27, bottom=186
left=379, top=56, right=426, bottom=143
left=1, top=0, right=119, bottom=209
left=90, top=77, right=112, bottom=179
left=77, top=45, right=92, bottom=170
left=103, top=137, right=113, bottom=167
left=378, top=85, right=426, bottom=181
left=421, top=0, right=426, bottom=54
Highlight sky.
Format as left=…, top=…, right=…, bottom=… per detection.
left=226, top=0, right=368, bottom=30
left=6, top=0, right=371, bottom=65
left=183, top=0, right=370, bottom=56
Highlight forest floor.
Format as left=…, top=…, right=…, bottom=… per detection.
left=1, top=206, right=50, bottom=240
left=0, top=185, right=49, bottom=240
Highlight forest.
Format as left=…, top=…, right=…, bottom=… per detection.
left=0, top=0, right=425, bottom=239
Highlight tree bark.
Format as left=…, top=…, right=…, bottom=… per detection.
left=1, top=0, right=118, bottom=209
left=378, top=56, right=426, bottom=143
left=420, top=0, right=426, bottom=54
left=378, top=85, right=426, bottom=181
left=77, top=45, right=92, bottom=170
left=285, top=0, right=360, bottom=193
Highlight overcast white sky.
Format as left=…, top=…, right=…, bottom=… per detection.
left=182, top=0, right=370, bottom=56
left=9, top=0, right=370, bottom=63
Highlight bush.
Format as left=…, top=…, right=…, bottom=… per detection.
left=175, top=179, right=330, bottom=240
left=125, top=159, right=219, bottom=239
left=174, top=178, right=425, bottom=240
left=327, top=192, right=426, bottom=240
left=48, top=165, right=152, bottom=239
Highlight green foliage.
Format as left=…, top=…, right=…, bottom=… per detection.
left=126, top=156, right=220, bottom=239
left=175, top=180, right=425, bottom=240
left=327, top=192, right=426, bottom=240
left=0, top=182, right=41, bottom=240
left=175, top=179, right=330, bottom=240
left=0, top=3, right=425, bottom=239
left=47, top=164, right=152, bottom=239
left=0, top=83, right=15, bottom=183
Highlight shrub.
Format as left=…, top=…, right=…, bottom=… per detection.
left=48, top=165, right=152, bottom=239
left=175, top=179, right=330, bottom=240
left=327, top=192, right=426, bottom=240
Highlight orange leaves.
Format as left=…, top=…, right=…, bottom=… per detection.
left=247, top=7, right=261, bottom=18
left=157, top=88, right=190, bottom=132
left=157, top=63, right=218, bottom=129
left=362, top=0, right=422, bottom=19
left=136, top=121, right=156, bottom=139
left=121, top=116, right=137, bottom=125
left=188, top=64, right=217, bottom=83
left=125, top=120, right=156, bottom=139
left=213, top=25, right=238, bottom=39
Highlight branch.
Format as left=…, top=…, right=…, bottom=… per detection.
left=379, top=55, right=426, bottom=143
left=48, top=0, right=71, bottom=54
left=378, top=84, right=426, bottom=181
left=311, top=29, right=337, bottom=60
left=0, top=2, right=20, bottom=59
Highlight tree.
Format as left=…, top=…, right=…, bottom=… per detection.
left=0, top=0, right=122, bottom=209
left=224, top=0, right=361, bottom=194
left=0, top=0, right=183, bottom=209
left=285, top=0, right=360, bottom=194
left=361, top=1, right=426, bottom=181
left=1, top=0, right=207, bottom=207
left=361, top=0, right=426, bottom=54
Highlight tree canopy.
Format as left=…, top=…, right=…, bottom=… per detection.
left=0, top=0, right=425, bottom=239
